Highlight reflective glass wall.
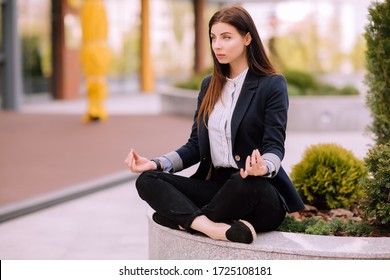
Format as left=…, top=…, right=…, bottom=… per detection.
left=18, top=0, right=52, bottom=100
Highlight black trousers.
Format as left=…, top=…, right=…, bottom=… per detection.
left=135, top=168, right=286, bottom=233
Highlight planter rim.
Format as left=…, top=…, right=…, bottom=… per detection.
left=148, top=211, right=390, bottom=260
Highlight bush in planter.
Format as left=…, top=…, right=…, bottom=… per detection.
left=362, top=143, right=390, bottom=226
left=290, top=143, right=368, bottom=210
left=174, top=68, right=213, bottom=91
left=174, top=76, right=204, bottom=91
left=283, top=69, right=317, bottom=95
left=312, top=84, right=360, bottom=96
left=362, top=0, right=390, bottom=228
left=364, top=0, right=390, bottom=146
left=283, top=69, right=360, bottom=96
left=338, top=85, right=360, bottom=96
left=277, top=216, right=375, bottom=236
left=312, top=83, right=338, bottom=96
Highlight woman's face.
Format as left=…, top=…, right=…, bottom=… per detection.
left=210, top=22, right=251, bottom=72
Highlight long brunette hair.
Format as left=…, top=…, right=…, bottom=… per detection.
left=197, top=5, right=275, bottom=126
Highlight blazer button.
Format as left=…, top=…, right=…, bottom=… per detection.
left=234, top=155, right=241, bottom=161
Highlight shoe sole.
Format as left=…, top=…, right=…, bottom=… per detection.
left=239, top=219, right=257, bottom=242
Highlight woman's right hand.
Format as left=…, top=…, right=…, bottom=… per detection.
left=124, top=149, right=157, bottom=173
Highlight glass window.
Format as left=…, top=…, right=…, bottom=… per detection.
left=18, top=0, right=52, bottom=98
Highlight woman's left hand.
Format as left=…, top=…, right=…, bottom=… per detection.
left=240, top=149, right=268, bottom=178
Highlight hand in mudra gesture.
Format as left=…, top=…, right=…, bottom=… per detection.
left=124, top=149, right=156, bottom=173
left=240, top=149, right=268, bottom=178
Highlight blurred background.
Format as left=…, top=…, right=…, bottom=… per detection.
left=0, top=0, right=382, bottom=260
left=1, top=0, right=372, bottom=106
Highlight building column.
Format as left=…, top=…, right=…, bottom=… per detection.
left=140, top=0, right=154, bottom=92
left=194, top=0, right=206, bottom=74
left=51, top=0, right=81, bottom=100
left=1, top=0, right=23, bottom=110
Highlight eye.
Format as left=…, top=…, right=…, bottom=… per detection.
left=223, top=35, right=231, bottom=40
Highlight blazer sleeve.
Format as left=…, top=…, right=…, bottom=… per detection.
left=262, top=74, right=289, bottom=164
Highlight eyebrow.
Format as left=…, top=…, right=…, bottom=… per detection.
left=210, top=31, right=233, bottom=36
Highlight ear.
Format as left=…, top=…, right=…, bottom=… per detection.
left=245, top=32, right=252, bottom=46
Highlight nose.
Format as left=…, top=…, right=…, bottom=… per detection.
left=212, top=38, right=222, bottom=50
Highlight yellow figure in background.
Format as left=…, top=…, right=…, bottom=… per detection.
left=80, top=0, right=111, bottom=122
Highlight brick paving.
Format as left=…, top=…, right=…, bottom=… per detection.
left=0, top=111, right=193, bottom=206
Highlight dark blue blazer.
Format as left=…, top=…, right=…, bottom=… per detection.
left=175, top=71, right=304, bottom=213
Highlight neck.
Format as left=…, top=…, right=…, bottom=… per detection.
left=229, top=61, right=249, bottom=79
left=229, top=65, right=248, bottom=79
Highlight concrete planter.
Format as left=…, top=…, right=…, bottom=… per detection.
left=154, top=88, right=387, bottom=260
left=160, top=86, right=199, bottom=116
left=159, top=86, right=371, bottom=132
left=148, top=213, right=390, bottom=260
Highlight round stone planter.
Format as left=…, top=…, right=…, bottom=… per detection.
left=155, top=87, right=385, bottom=260
left=148, top=213, right=390, bottom=260
left=159, top=86, right=371, bottom=132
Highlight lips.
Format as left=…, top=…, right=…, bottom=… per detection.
left=216, top=54, right=226, bottom=59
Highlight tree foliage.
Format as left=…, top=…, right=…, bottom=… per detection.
left=362, top=0, right=390, bottom=228
left=364, top=0, right=390, bottom=145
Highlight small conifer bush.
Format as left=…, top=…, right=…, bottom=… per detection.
left=290, top=143, right=368, bottom=210
left=363, top=143, right=390, bottom=226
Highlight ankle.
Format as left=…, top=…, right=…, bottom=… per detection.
left=190, top=215, right=229, bottom=241
left=207, top=223, right=230, bottom=241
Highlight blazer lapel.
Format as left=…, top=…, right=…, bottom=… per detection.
left=231, top=72, right=258, bottom=148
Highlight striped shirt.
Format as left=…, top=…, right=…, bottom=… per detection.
left=208, top=68, right=248, bottom=168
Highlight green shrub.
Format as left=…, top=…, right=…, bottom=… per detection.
left=174, top=68, right=212, bottom=91
left=276, top=216, right=302, bottom=233
left=277, top=216, right=376, bottom=236
left=338, top=85, right=360, bottom=96
left=362, top=143, right=390, bottom=227
left=287, top=84, right=304, bottom=96
left=283, top=69, right=317, bottom=95
left=362, top=0, right=390, bottom=229
left=290, top=143, right=368, bottom=210
left=329, top=218, right=345, bottom=234
left=308, top=83, right=359, bottom=96
left=283, top=70, right=359, bottom=96
left=312, top=83, right=338, bottom=96
left=345, top=219, right=375, bottom=236
left=305, top=220, right=332, bottom=235
left=174, top=76, right=204, bottom=90
left=277, top=216, right=318, bottom=233
left=364, top=0, right=390, bottom=145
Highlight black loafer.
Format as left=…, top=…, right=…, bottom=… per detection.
left=225, top=220, right=257, bottom=244
left=152, top=212, right=180, bottom=230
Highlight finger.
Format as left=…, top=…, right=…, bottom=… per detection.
left=124, top=152, right=132, bottom=165
left=254, top=149, right=261, bottom=162
left=245, top=155, right=251, bottom=170
left=240, top=168, right=248, bottom=179
left=130, top=149, right=138, bottom=160
left=251, top=150, right=257, bottom=166
left=125, top=148, right=134, bottom=158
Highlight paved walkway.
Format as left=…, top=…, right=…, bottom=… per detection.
left=0, top=92, right=374, bottom=259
